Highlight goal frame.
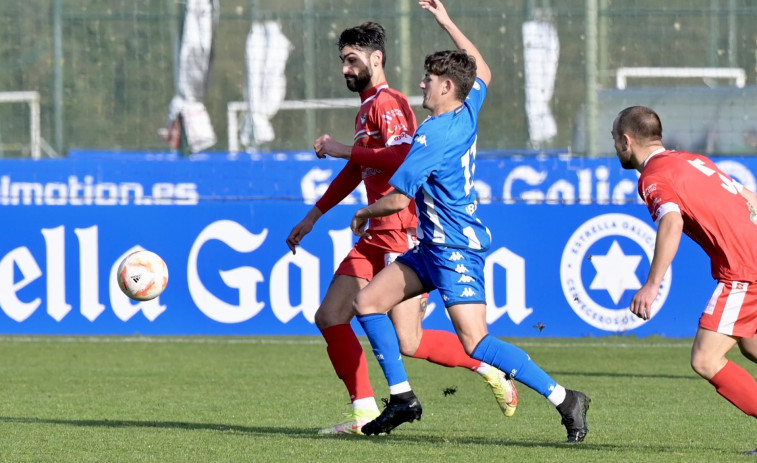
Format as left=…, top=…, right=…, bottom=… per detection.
left=0, top=91, right=41, bottom=159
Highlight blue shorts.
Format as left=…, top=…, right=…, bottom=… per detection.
left=396, top=242, right=487, bottom=307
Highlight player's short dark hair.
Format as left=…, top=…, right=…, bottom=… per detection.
left=615, top=106, right=663, bottom=142
left=338, top=22, right=386, bottom=66
left=424, top=50, right=477, bottom=101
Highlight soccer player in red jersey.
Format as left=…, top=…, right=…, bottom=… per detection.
left=613, top=106, right=757, bottom=454
left=286, top=21, right=517, bottom=435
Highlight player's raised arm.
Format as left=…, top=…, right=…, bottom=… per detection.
left=419, top=0, right=491, bottom=86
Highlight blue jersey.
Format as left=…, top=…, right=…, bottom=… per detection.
left=389, top=78, right=491, bottom=251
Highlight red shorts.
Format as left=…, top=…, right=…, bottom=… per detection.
left=335, top=228, right=417, bottom=281
left=699, top=280, right=757, bottom=337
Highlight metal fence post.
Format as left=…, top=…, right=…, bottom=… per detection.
left=585, top=0, right=599, bottom=157
left=53, top=0, right=64, bottom=156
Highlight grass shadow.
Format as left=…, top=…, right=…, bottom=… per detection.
left=0, top=415, right=661, bottom=452
left=548, top=370, right=699, bottom=381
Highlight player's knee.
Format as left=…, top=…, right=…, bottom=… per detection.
left=352, top=292, right=370, bottom=316
left=313, top=306, right=329, bottom=329
left=690, top=352, right=718, bottom=379
left=314, top=304, right=351, bottom=329
left=397, top=336, right=421, bottom=357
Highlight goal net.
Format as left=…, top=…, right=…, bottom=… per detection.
left=0, top=91, right=41, bottom=159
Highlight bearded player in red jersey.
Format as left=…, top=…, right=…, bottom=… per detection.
left=613, top=106, right=757, bottom=455
left=286, top=22, right=517, bottom=435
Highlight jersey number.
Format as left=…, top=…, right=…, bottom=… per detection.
left=687, top=158, right=740, bottom=194
left=461, top=140, right=477, bottom=195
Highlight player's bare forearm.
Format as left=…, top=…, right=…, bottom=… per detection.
left=419, top=0, right=491, bottom=85
left=630, top=214, right=681, bottom=320
left=351, top=190, right=411, bottom=237
left=359, top=189, right=411, bottom=219
left=646, top=212, right=683, bottom=286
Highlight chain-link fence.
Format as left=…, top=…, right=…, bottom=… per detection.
left=1, top=0, right=756, bottom=157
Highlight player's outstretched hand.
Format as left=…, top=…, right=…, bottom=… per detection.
left=313, top=134, right=332, bottom=159
left=630, top=282, right=659, bottom=321
left=314, top=134, right=351, bottom=159
left=419, top=0, right=453, bottom=28
left=286, top=218, right=314, bottom=254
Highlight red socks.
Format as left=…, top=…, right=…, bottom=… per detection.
left=322, top=325, right=481, bottom=402
left=709, top=360, right=757, bottom=418
left=322, top=324, right=374, bottom=401
left=411, top=329, right=481, bottom=371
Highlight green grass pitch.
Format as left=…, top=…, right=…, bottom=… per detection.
left=0, top=335, right=755, bottom=462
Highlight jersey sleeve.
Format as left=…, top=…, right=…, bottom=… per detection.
left=389, top=131, right=437, bottom=197
left=350, top=91, right=416, bottom=173
left=314, top=160, right=363, bottom=214
left=639, top=172, right=681, bottom=224
left=374, top=92, right=416, bottom=148
left=350, top=143, right=411, bottom=172
left=465, top=78, right=488, bottom=114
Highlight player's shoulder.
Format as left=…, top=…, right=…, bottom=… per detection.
left=643, top=150, right=706, bottom=184
left=653, top=150, right=713, bottom=172
left=375, top=86, right=411, bottom=105
left=412, top=118, right=451, bottom=154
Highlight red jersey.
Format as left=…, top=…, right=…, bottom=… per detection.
left=315, top=83, right=417, bottom=231
left=639, top=150, right=757, bottom=281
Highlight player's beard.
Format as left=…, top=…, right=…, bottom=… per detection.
left=616, top=147, right=634, bottom=169
left=345, top=66, right=372, bottom=92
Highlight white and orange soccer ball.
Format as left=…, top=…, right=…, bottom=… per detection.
left=117, top=250, right=169, bottom=301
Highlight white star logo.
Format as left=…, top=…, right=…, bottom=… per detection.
left=589, top=240, right=642, bottom=304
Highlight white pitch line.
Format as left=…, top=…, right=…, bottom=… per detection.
left=0, top=336, right=691, bottom=348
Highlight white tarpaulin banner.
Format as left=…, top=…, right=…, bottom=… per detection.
left=523, top=20, right=559, bottom=146
left=162, top=0, right=219, bottom=153
left=241, top=21, right=292, bottom=148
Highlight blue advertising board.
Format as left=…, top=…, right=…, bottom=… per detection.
left=2, top=149, right=755, bottom=337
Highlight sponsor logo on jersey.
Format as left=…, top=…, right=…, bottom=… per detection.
left=362, top=167, right=383, bottom=179
left=455, top=264, right=469, bottom=273
left=457, top=275, right=475, bottom=283
left=382, top=109, right=405, bottom=122
left=642, top=183, right=657, bottom=200
left=560, top=213, right=671, bottom=332
left=416, top=134, right=428, bottom=147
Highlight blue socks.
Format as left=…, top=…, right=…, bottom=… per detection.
left=472, top=334, right=558, bottom=397
left=357, top=316, right=559, bottom=399
left=357, top=313, right=408, bottom=387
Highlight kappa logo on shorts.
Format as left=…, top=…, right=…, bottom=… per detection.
left=449, top=251, right=464, bottom=261
left=560, top=213, right=671, bottom=332
left=454, top=264, right=469, bottom=273
left=460, top=288, right=476, bottom=297
left=457, top=275, right=475, bottom=283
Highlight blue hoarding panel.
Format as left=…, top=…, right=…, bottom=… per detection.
left=1, top=150, right=752, bottom=337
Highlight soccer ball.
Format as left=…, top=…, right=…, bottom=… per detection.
left=117, top=250, right=169, bottom=301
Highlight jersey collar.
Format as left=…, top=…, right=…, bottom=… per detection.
left=643, top=147, right=667, bottom=167
left=359, top=82, right=388, bottom=103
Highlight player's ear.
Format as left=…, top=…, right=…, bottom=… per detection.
left=442, top=78, right=453, bottom=95
left=622, top=133, right=631, bottom=150
left=371, top=50, right=383, bottom=68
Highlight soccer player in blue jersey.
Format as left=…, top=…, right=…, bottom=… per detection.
left=349, top=0, right=591, bottom=442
